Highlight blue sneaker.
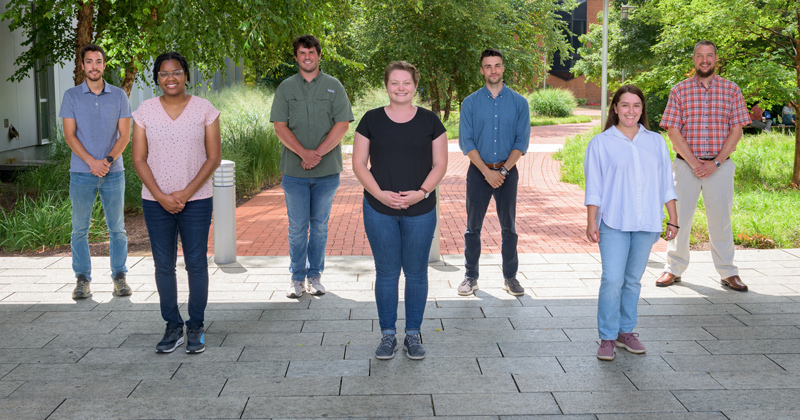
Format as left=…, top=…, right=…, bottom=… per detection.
left=156, top=325, right=184, bottom=353
left=186, top=326, right=205, bottom=354
left=403, top=334, right=425, bottom=360
left=375, top=334, right=397, bottom=360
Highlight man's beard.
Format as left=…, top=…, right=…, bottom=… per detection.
left=695, top=66, right=714, bottom=78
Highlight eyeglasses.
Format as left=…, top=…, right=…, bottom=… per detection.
left=158, top=70, right=185, bottom=79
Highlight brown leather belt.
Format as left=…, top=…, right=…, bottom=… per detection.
left=483, top=160, right=506, bottom=169
left=675, top=154, right=728, bottom=161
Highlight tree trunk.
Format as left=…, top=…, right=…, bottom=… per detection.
left=429, top=76, right=441, bottom=115
left=73, top=0, right=94, bottom=86
left=443, top=71, right=454, bottom=122
left=120, top=65, right=137, bottom=97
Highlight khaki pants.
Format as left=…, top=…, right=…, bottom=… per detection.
left=664, top=158, right=738, bottom=278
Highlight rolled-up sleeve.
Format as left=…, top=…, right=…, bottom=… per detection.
left=659, top=139, right=678, bottom=204
left=513, top=96, right=530, bottom=154
left=458, top=97, right=476, bottom=155
left=584, top=138, right=602, bottom=207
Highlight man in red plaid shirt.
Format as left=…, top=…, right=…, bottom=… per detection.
left=655, top=40, right=751, bottom=292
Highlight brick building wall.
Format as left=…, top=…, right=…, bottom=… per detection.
left=543, top=0, right=605, bottom=105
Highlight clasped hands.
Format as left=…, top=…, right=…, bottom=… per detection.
left=89, top=158, right=111, bottom=178
left=377, top=190, right=425, bottom=211
left=483, top=169, right=506, bottom=188
left=692, top=160, right=718, bottom=179
left=301, top=149, right=323, bottom=170
left=155, top=189, right=191, bottom=214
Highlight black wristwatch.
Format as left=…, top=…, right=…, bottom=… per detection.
left=105, top=155, right=114, bottom=164
left=499, top=166, right=509, bottom=177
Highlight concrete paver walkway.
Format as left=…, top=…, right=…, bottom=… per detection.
left=224, top=121, right=667, bottom=257
left=1, top=249, right=800, bottom=418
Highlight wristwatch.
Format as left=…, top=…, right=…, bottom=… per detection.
left=499, top=166, right=509, bottom=177
left=420, top=187, right=430, bottom=199
left=105, top=155, right=114, bottom=164
left=713, top=159, right=720, bottom=168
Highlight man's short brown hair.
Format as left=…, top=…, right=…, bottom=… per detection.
left=80, top=44, right=107, bottom=62
left=293, top=35, right=321, bottom=56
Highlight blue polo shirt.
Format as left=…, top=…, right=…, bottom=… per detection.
left=59, top=80, right=132, bottom=173
left=458, top=84, right=530, bottom=163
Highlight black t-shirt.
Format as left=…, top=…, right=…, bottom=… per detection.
left=355, top=107, right=446, bottom=216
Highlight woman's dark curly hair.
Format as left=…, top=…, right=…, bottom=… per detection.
left=152, top=52, right=190, bottom=84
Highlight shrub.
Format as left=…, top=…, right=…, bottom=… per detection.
left=529, top=88, right=577, bottom=118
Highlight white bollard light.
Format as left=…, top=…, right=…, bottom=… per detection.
left=428, top=186, right=441, bottom=263
left=213, top=160, right=236, bottom=264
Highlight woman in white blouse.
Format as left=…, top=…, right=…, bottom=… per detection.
left=584, top=85, right=678, bottom=361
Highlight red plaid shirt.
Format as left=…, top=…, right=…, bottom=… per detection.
left=660, top=75, right=750, bottom=158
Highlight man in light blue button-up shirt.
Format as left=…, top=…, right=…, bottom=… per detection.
left=457, top=49, right=530, bottom=297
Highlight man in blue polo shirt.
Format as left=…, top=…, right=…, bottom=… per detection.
left=59, top=44, right=132, bottom=300
left=458, top=48, right=531, bottom=297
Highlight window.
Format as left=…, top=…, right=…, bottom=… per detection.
left=550, top=0, right=587, bottom=81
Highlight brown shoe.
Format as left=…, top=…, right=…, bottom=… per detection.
left=655, top=272, right=681, bottom=287
left=721, top=275, right=748, bottom=292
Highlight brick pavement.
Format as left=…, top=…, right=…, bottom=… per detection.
left=218, top=121, right=668, bottom=256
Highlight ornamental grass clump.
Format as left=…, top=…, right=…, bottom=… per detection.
left=529, top=88, right=577, bottom=118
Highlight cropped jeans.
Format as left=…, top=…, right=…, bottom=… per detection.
left=143, top=197, right=212, bottom=329
left=281, top=173, right=340, bottom=281
left=70, top=171, right=127, bottom=281
left=363, top=199, right=436, bottom=335
left=597, top=221, right=660, bottom=340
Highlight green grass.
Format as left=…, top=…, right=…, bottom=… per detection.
left=555, top=128, right=800, bottom=248
left=531, top=115, right=593, bottom=127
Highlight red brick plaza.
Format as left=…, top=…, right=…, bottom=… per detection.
left=211, top=121, right=668, bottom=256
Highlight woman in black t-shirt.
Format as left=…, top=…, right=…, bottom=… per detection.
left=353, top=61, right=448, bottom=361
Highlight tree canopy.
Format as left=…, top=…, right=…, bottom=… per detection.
left=572, top=0, right=800, bottom=185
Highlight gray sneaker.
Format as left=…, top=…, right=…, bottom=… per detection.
left=375, top=334, right=397, bottom=360
left=457, top=277, right=478, bottom=296
left=72, top=275, right=92, bottom=300
left=403, top=334, right=425, bottom=360
left=504, top=278, right=524, bottom=296
left=112, top=273, right=132, bottom=296
left=156, top=325, right=184, bottom=353
left=306, top=277, right=326, bottom=296
left=286, top=281, right=304, bottom=298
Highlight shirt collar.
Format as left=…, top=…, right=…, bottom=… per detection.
left=691, top=74, right=718, bottom=89
left=80, top=79, right=111, bottom=94
left=302, top=70, right=324, bottom=84
left=608, top=124, right=646, bottom=140
left=481, top=83, right=508, bottom=99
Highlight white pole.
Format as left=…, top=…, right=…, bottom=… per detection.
left=213, top=160, right=237, bottom=265
left=428, top=186, right=441, bottom=263
left=601, top=0, right=609, bottom=125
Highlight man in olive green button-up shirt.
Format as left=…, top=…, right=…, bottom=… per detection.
left=270, top=35, right=354, bottom=299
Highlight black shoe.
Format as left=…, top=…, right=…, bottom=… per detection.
left=72, top=275, right=92, bottom=300
left=504, top=278, right=524, bottom=296
left=186, top=326, right=206, bottom=354
left=112, top=272, right=132, bottom=296
left=403, top=334, right=425, bottom=360
left=156, top=325, right=184, bottom=353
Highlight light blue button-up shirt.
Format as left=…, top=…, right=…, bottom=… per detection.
left=584, top=125, right=678, bottom=232
left=459, top=84, right=530, bottom=163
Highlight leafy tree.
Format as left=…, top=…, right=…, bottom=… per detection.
left=1, top=0, right=349, bottom=95
left=354, top=0, right=574, bottom=120
left=573, top=0, right=800, bottom=185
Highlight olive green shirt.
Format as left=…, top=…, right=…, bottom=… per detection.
left=270, top=71, right=354, bottom=178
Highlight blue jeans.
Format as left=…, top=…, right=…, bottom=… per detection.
left=597, top=221, right=660, bottom=340
left=363, top=199, right=436, bottom=335
left=142, top=197, right=212, bottom=329
left=70, top=171, right=127, bottom=281
left=281, top=173, right=340, bottom=281
left=464, top=164, right=519, bottom=280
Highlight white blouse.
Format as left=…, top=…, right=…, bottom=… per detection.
left=584, top=124, right=678, bottom=232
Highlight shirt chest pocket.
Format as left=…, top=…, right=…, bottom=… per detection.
left=287, top=94, right=305, bottom=119
left=315, top=91, right=334, bottom=123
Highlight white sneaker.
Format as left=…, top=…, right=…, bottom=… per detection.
left=286, top=281, right=304, bottom=298
left=306, top=277, right=326, bottom=295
